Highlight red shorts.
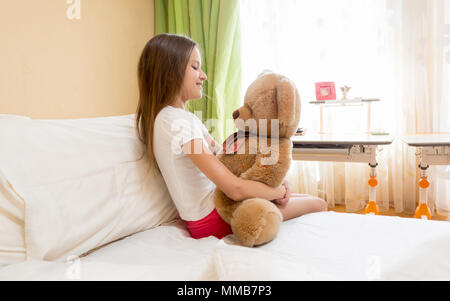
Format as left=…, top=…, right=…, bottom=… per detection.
left=184, top=209, right=232, bottom=239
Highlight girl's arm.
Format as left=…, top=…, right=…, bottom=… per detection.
left=182, top=139, right=286, bottom=202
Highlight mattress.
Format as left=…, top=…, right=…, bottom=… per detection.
left=1, top=211, right=449, bottom=281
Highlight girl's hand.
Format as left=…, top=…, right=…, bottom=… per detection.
left=273, top=180, right=290, bottom=206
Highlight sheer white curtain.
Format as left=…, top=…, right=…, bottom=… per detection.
left=240, top=0, right=450, bottom=215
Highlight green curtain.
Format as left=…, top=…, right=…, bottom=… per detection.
left=154, top=0, right=242, bottom=143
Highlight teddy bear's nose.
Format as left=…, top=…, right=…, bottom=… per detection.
left=232, top=110, right=240, bottom=120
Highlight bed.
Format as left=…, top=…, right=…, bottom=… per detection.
left=1, top=114, right=449, bottom=281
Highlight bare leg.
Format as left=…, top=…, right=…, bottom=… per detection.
left=276, top=193, right=328, bottom=221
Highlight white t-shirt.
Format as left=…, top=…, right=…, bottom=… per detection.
left=153, top=105, right=216, bottom=221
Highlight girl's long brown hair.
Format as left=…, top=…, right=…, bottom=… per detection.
left=136, top=33, right=197, bottom=171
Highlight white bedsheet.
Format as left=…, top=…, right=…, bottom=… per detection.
left=1, top=212, right=449, bottom=281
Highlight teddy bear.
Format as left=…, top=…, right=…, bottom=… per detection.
left=213, top=71, right=301, bottom=247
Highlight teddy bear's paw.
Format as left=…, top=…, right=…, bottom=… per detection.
left=231, top=198, right=282, bottom=248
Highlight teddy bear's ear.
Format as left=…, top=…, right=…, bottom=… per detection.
left=276, top=78, right=301, bottom=136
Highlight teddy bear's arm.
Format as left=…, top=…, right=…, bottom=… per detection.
left=239, top=139, right=292, bottom=188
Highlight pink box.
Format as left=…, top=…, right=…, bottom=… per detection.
left=315, top=82, right=336, bottom=100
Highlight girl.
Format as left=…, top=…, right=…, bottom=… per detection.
left=136, top=33, right=327, bottom=240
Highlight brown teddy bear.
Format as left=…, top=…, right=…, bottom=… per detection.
left=214, top=71, right=301, bottom=247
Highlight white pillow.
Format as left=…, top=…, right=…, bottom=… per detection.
left=0, top=114, right=31, bottom=120
left=0, top=114, right=178, bottom=264
left=0, top=170, right=26, bottom=266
